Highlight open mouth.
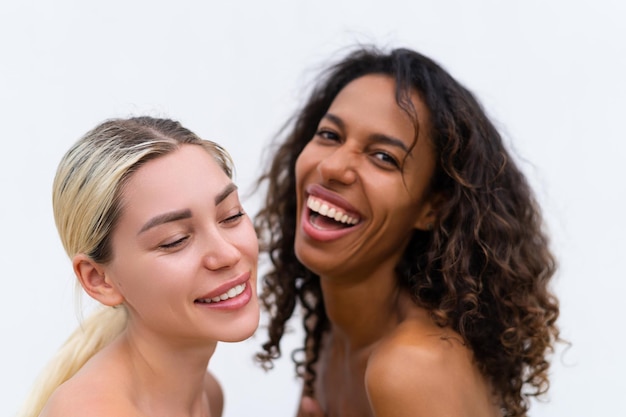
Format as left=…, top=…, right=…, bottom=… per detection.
left=195, top=283, right=247, bottom=304
left=307, top=196, right=360, bottom=230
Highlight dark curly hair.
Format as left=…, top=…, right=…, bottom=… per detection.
left=254, top=46, right=560, bottom=417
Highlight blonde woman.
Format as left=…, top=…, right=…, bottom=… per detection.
left=20, top=117, right=260, bottom=417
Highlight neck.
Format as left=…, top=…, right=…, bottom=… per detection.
left=115, top=324, right=217, bottom=415
left=319, top=267, right=412, bottom=350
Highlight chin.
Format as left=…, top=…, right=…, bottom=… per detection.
left=294, top=244, right=326, bottom=276
left=219, top=306, right=261, bottom=343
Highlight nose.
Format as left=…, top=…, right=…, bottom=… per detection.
left=201, top=231, right=241, bottom=271
left=317, top=145, right=357, bottom=185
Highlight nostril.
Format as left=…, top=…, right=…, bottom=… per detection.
left=318, top=155, right=357, bottom=185
left=202, top=244, right=241, bottom=271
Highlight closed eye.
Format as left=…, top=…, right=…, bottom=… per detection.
left=222, top=211, right=245, bottom=224
left=159, top=235, right=189, bottom=249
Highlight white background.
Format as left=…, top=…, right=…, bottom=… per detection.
left=1, top=1, right=624, bottom=416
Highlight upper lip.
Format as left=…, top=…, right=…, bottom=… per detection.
left=195, top=271, right=250, bottom=300
left=305, top=184, right=361, bottom=217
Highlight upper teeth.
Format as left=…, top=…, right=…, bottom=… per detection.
left=199, top=283, right=246, bottom=304
left=307, top=196, right=359, bottom=225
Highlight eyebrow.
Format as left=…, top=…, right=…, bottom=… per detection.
left=138, top=182, right=238, bottom=234
left=323, top=113, right=410, bottom=153
left=138, top=209, right=192, bottom=235
left=215, top=182, right=238, bottom=205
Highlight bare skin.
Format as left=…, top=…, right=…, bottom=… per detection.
left=314, top=294, right=500, bottom=417
left=293, top=75, right=502, bottom=417
left=40, top=145, right=259, bottom=417
left=296, top=267, right=501, bottom=417
left=40, top=334, right=222, bottom=417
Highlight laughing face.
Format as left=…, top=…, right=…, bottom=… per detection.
left=294, top=74, right=438, bottom=280
left=103, top=144, right=259, bottom=344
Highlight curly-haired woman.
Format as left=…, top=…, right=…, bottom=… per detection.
left=255, top=46, right=561, bottom=417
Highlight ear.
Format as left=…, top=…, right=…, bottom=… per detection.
left=413, top=192, right=443, bottom=231
left=73, top=253, right=124, bottom=307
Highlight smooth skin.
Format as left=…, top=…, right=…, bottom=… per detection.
left=40, top=145, right=260, bottom=417
left=294, top=75, right=501, bottom=417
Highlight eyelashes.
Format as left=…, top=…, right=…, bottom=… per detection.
left=157, top=210, right=246, bottom=251
left=315, top=128, right=340, bottom=141
left=222, top=211, right=245, bottom=224
left=372, top=151, right=400, bottom=168
left=314, top=128, right=401, bottom=169
left=159, top=235, right=189, bottom=249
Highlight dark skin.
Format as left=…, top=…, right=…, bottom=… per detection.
left=293, top=75, right=501, bottom=417
left=308, top=293, right=498, bottom=417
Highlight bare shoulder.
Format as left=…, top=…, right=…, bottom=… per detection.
left=39, top=376, right=130, bottom=417
left=365, top=322, right=468, bottom=400
left=204, top=370, right=224, bottom=417
left=365, top=319, right=500, bottom=417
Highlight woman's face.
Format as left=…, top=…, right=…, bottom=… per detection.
left=104, top=144, right=259, bottom=344
left=294, top=74, right=437, bottom=279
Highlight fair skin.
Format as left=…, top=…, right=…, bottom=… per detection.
left=40, top=145, right=259, bottom=417
left=294, top=75, right=501, bottom=417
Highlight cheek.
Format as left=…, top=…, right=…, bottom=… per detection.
left=294, top=152, right=306, bottom=183
left=294, top=142, right=317, bottom=179
left=106, top=262, right=147, bottom=306
left=294, top=146, right=314, bottom=204
left=108, top=253, right=188, bottom=301
left=235, top=219, right=259, bottom=262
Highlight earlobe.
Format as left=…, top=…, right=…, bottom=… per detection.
left=413, top=208, right=436, bottom=231
left=413, top=193, right=443, bottom=231
left=73, top=254, right=124, bottom=307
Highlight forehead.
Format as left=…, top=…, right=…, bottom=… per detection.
left=328, top=74, right=431, bottom=148
left=121, top=144, right=230, bottom=211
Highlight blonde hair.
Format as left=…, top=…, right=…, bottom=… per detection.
left=19, top=116, right=233, bottom=417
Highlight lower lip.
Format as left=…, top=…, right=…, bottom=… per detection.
left=300, top=205, right=360, bottom=242
left=196, top=280, right=253, bottom=311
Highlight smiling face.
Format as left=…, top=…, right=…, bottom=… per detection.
left=294, top=74, right=438, bottom=280
left=103, top=144, right=259, bottom=344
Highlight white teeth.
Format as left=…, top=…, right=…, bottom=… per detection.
left=306, top=196, right=359, bottom=225
left=199, top=283, right=246, bottom=304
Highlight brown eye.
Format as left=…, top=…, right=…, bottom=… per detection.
left=316, top=129, right=340, bottom=142
left=372, top=151, right=400, bottom=168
